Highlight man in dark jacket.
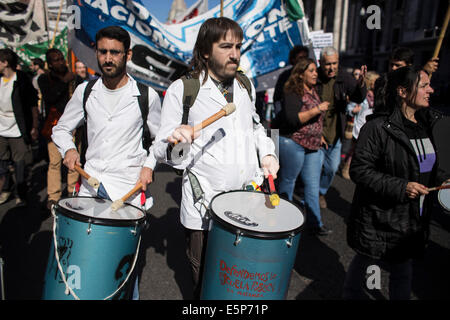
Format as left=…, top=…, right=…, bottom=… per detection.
left=38, top=48, right=79, bottom=210
left=315, top=47, right=366, bottom=221
left=0, top=48, right=39, bottom=205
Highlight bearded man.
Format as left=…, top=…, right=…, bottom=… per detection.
left=152, top=17, right=279, bottom=299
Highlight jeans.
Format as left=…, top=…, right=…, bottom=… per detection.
left=278, top=136, right=323, bottom=227
left=342, top=253, right=413, bottom=300
left=185, top=228, right=208, bottom=300
left=97, top=183, right=140, bottom=300
left=319, top=138, right=342, bottom=195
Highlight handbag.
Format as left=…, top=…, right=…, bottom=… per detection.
left=41, top=107, right=62, bottom=140
left=344, top=117, right=354, bottom=140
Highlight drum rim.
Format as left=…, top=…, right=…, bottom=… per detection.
left=55, top=196, right=146, bottom=227
left=438, top=188, right=450, bottom=212
left=209, top=190, right=304, bottom=239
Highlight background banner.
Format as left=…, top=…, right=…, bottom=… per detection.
left=68, top=0, right=310, bottom=90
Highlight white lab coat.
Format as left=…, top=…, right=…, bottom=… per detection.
left=153, top=74, right=277, bottom=230
left=52, top=75, right=161, bottom=208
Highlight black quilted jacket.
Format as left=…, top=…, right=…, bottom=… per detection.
left=347, top=107, right=449, bottom=262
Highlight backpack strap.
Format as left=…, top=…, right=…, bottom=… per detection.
left=136, top=82, right=152, bottom=155
left=180, top=73, right=201, bottom=125
left=80, top=79, right=98, bottom=165
left=236, top=71, right=253, bottom=102
left=82, top=79, right=98, bottom=119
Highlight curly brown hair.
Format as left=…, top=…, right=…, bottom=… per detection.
left=284, top=58, right=316, bottom=97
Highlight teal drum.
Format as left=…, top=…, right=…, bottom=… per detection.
left=200, top=191, right=304, bottom=300
left=42, top=197, right=146, bottom=300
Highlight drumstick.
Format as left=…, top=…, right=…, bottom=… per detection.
left=267, top=174, right=280, bottom=207
left=430, top=2, right=450, bottom=79
left=111, top=182, right=143, bottom=211
left=427, top=184, right=450, bottom=192
left=74, top=164, right=100, bottom=188
left=172, top=103, right=236, bottom=145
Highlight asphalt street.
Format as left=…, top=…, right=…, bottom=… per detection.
left=0, top=149, right=449, bottom=301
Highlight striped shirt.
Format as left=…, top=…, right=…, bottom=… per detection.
left=402, top=116, right=436, bottom=215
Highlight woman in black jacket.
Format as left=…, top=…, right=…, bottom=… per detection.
left=342, top=66, right=450, bottom=299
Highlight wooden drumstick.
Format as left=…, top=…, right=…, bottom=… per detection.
left=430, top=2, right=450, bottom=79
left=172, top=103, right=236, bottom=145
left=427, top=184, right=450, bottom=192
left=74, top=164, right=100, bottom=188
left=111, top=182, right=143, bottom=211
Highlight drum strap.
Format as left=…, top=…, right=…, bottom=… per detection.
left=186, top=168, right=204, bottom=205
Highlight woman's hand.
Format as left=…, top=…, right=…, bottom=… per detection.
left=317, top=101, right=329, bottom=113
left=405, top=182, right=429, bottom=199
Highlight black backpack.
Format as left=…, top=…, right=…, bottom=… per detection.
left=79, top=78, right=152, bottom=164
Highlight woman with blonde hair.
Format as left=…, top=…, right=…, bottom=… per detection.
left=341, top=71, right=380, bottom=180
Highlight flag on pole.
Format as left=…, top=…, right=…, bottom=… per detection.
left=166, top=0, right=209, bottom=24
left=285, top=0, right=304, bottom=21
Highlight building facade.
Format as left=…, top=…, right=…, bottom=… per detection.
left=301, top=0, right=449, bottom=106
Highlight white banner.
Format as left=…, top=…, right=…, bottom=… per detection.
left=69, top=0, right=308, bottom=90
left=0, top=0, right=48, bottom=47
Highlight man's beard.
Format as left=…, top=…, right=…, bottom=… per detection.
left=98, top=58, right=127, bottom=79
left=207, top=55, right=239, bottom=82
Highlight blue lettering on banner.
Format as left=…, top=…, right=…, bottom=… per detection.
left=72, top=0, right=305, bottom=89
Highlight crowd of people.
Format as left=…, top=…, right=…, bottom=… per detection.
left=0, top=17, right=448, bottom=300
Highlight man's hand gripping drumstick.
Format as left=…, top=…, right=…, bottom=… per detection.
left=63, top=148, right=100, bottom=188
left=168, top=103, right=236, bottom=145
left=111, top=104, right=237, bottom=211
left=111, top=167, right=153, bottom=211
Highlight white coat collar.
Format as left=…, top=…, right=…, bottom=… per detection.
left=199, top=72, right=245, bottom=107
left=89, top=74, right=140, bottom=114
left=90, top=73, right=140, bottom=95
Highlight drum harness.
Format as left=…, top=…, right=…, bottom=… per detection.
left=49, top=205, right=141, bottom=300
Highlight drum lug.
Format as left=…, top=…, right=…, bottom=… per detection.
left=87, top=220, right=92, bottom=235
left=234, top=232, right=243, bottom=246
left=131, top=222, right=138, bottom=236
left=286, top=234, right=294, bottom=248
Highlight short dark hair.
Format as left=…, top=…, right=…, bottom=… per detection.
left=95, top=26, right=131, bottom=51
left=31, top=58, right=45, bottom=69
left=0, top=48, right=18, bottom=71
left=191, top=17, right=243, bottom=82
left=289, top=45, right=309, bottom=65
left=45, top=48, right=63, bottom=63
left=390, top=47, right=414, bottom=65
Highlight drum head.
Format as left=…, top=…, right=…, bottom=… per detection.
left=438, top=185, right=450, bottom=212
left=56, top=197, right=145, bottom=226
left=209, top=191, right=304, bottom=238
